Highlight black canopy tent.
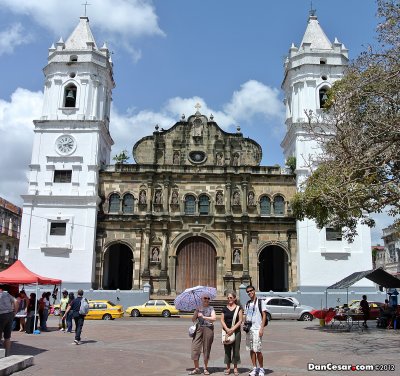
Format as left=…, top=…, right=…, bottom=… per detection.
left=325, top=268, right=400, bottom=307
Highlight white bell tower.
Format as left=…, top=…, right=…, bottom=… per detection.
left=19, top=17, right=114, bottom=288
left=281, top=12, right=373, bottom=290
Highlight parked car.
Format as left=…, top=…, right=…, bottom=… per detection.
left=86, top=300, right=124, bottom=320
left=262, top=297, right=315, bottom=321
left=348, top=301, right=385, bottom=320
left=126, top=300, right=179, bottom=318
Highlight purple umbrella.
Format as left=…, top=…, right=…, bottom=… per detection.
left=174, top=286, right=217, bottom=311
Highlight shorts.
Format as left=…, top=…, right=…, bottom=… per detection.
left=0, top=312, right=15, bottom=340
left=245, top=328, right=263, bottom=352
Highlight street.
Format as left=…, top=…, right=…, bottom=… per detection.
left=8, top=316, right=400, bottom=376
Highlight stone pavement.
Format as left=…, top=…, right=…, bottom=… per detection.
left=7, top=316, right=400, bottom=376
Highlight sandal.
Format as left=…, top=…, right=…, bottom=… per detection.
left=224, top=371, right=231, bottom=375
left=203, top=370, right=210, bottom=375
left=188, top=370, right=201, bottom=375
left=234, top=372, right=239, bottom=376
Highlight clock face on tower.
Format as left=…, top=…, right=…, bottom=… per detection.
left=55, top=135, right=76, bottom=155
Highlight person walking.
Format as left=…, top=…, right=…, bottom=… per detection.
left=62, top=289, right=87, bottom=345
left=360, top=295, right=370, bottom=328
left=243, top=285, right=267, bottom=376
left=0, top=285, right=19, bottom=356
left=66, top=292, right=75, bottom=333
left=25, top=293, right=38, bottom=334
left=15, top=290, right=29, bottom=332
left=59, top=290, right=69, bottom=332
left=221, top=291, right=243, bottom=375
left=189, top=294, right=216, bottom=375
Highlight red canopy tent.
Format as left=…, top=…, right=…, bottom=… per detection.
left=0, top=260, right=61, bottom=285
left=0, top=260, right=62, bottom=333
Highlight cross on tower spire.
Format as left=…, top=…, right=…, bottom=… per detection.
left=82, top=1, right=91, bottom=17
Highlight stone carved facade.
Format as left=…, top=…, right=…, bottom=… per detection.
left=97, top=111, right=297, bottom=294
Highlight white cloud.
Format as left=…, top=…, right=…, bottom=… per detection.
left=370, top=211, right=398, bottom=246
left=0, top=0, right=164, bottom=58
left=0, top=88, right=43, bottom=206
left=223, top=80, right=284, bottom=122
left=0, top=23, right=30, bottom=55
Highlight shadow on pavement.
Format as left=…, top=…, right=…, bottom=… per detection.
left=11, top=341, right=48, bottom=356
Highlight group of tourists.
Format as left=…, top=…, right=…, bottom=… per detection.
left=0, top=286, right=89, bottom=356
left=189, top=285, right=267, bottom=376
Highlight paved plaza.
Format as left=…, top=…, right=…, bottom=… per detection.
left=7, top=316, right=400, bottom=376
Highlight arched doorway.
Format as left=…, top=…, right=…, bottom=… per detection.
left=103, top=243, right=133, bottom=290
left=176, top=237, right=216, bottom=293
left=259, top=245, right=288, bottom=292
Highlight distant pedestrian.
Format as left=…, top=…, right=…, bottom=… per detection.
left=66, top=292, right=75, bottom=333
left=360, top=295, right=370, bottom=328
left=15, top=290, right=29, bottom=332
left=62, top=289, right=88, bottom=345
left=25, top=293, right=38, bottom=334
left=59, top=290, right=69, bottom=332
left=0, top=285, right=19, bottom=356
left=39, top=292, right=51, bottom=331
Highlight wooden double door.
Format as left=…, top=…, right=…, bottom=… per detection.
left=176, top=237, right=216, bottom=292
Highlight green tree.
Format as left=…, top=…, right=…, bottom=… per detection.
left=112, top=150, right=130, bottom=164
left=292, top=0, right=400, bottom=241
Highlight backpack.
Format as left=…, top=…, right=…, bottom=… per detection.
left=79, top=298, right=90, bottom=315
left=246, top=299, right=268, bottom=327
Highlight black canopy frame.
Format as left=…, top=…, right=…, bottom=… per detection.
left=325, top=268, right=400, bottom=308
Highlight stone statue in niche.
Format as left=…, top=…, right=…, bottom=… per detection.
left=232, top=153, right=240, bottom=166
left=232, top=191, right=240, bottom=206
left=171, top=190, right=179, bottom=205
left=193, top=118, right=203, bottom=137
left=233, top=249, right=241, bottom=264
left=248, top=191, right=255, bottom=206
left=216, top=153, right=224, bottom=166
left=139, top=190, right=147, bottom=205
left=154, top=190, right=162, bottom=204
left=216, top=191, right=224, bottom=206
left=151, top=247, right=160, bottom=262
left=173, top=151, right=180, bottom=165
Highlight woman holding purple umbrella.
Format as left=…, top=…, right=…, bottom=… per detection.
left=188, top=294, right=216, bottom=375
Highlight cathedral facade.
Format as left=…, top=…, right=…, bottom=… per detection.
left=96, top=111, right=297, bottom=294
left=18, top=12, right=372, bottom=294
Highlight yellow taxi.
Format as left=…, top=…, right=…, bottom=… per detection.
left=126, top=299, right=179, bottom=318
left=86, top=300, right=124, bottom=320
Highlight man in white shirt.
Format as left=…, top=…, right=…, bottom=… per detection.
left=243, top=285, right=267, bottom=376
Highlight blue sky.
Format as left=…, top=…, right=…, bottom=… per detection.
left=0, top=0, right=391, bottom=243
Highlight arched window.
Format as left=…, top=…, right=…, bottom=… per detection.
left=122, top=194, right=134, bottom=214
left=64, top=84, right=77, bottom=107
left=109, top=193, right=120, bottom=213
left=319, top=87, right=329, bottom=108
left=260, top=196, right=271, bottom=215
left=184, top=195, right=196, bottom=215
left=273, top=195, right=285, bottom=215
left=198, top=195, right=210, bottom=215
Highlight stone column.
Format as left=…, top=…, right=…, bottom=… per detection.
left=242, top=230, right=251, bottom=284
left=141, top=229, right=151, bottom=284
left=163, top=181, right=170, bottom=213
left=225, top=183, right=231, bottom=214
left=169, top=255, right=177, bottom=293
left=158, top=230, right=169, bottom=294
left=146, top=181, right=152, bottom=213
left=241, top=182, right=248, bottom=214
left=223, top=230, right=234, bottom=292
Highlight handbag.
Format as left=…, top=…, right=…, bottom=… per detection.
left=189, top=320, right=198, bottom=338
left=221, top=306, right=239, bottom=344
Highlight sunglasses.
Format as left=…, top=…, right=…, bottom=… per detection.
left=246, top=289, right=255, bottom=294
left=203, top=297, right=210, bottom=300
left=227, top=296, right=235, bottom=300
